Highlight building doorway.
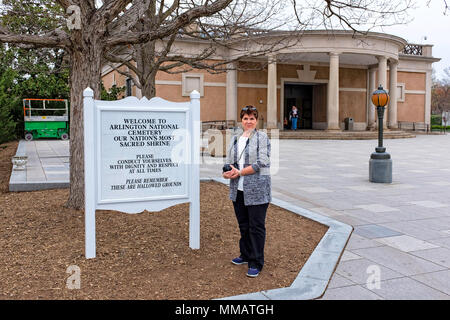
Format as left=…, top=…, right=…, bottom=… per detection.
left=284, top=83, right=313, bottom=129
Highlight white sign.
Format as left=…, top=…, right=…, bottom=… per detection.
left=99, top=110, right=188, bottom=202
left=83, top=88, right=200, bottom=259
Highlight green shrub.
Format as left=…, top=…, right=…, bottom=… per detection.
left=431, top=125, right=450, bottom=131
left=0, top=69, right=19, bottom=144
left=431, top=114, right=442, bottom=126
left=101, top=82, right=125, bottom=101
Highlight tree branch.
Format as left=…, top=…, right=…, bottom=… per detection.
left=54, top=0, right=76, bottom=9
left=106, top=62, right=141, bottom=88
left=96, top=0, right=134, bottom=27
left=0, top=27, right=70, bottom=48
left=105, top=0, right=233, bottom=47
left=106, top=0, right=151, bottom=34
left=158, top=0, right=180, bottom=24
left=104, top=51, right=139, bottom=75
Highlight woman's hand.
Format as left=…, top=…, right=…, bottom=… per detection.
left=222, top=166, right=239, bottom=179
left=221, top=165, right=240, bottom=180
left=222, top=166, right=240, bottom=179
left=222, top=170, right=233, bottom=179
left=228, top=165, right=240, bottom=179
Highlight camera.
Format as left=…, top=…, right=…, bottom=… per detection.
left=223, top=163, right=239, bottom=172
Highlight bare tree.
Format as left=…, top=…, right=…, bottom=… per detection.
left=0, top=0, right=233, bottom=209
left=291, top=0, right=414, bottom=34
left=104, top=0, right=299, bottom=99
left=105, top=0, right=418, bottom=100
left=0, top=0, right=422, bottom=209
left=432, top=67, right=450, bottom=114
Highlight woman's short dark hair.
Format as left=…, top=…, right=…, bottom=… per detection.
left=240, top=105, right=258, bottom=120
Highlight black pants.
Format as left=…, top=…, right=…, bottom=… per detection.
left=232, top=191, right=269, bottom=271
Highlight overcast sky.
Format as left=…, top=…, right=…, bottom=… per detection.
left=0, top=1, right=447, bottom=80
left=379, top=0, right=449, bottom=81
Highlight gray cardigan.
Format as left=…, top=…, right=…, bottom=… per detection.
left=226, top=129, right=271, bottom=206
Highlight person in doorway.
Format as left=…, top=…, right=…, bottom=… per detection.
left=222, top=105, right=271, bottom=278
left=289, top=106, right=299, bottom=130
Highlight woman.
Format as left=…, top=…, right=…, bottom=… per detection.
left=289, top=105, right=299, bottom=130
left=222, top=106, right=271, bottom=278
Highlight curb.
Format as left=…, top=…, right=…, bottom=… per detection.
left=9, top=140, right=70, bottom=192
left=9, top=181, right=70, bottom=192
left=202, top=177, right=353, bottom=300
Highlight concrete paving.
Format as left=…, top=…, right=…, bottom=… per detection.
left=201, top=133, right=450, bottom=300
left=8, top=133, right=450, bottom=299
left=9, top=140, right=69, bottom=191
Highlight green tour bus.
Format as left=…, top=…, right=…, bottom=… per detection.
left=23, top=98, right=69, bottom=141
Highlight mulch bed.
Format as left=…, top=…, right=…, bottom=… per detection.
left=0, top=140, right=328, bottom=300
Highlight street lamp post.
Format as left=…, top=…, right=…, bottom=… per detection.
left=369, top=85, right=392, bottom=183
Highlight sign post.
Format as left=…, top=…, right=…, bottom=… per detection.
left=83, top=88, right=200, bottom=259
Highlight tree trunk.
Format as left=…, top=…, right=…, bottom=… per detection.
left=135, top=42, right=158, bottom=99
left=65, top=35, right=103, bottom=210
left=140, top=70, right=157, bottom=99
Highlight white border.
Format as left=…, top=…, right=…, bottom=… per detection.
left=96, top=106, right=190, bottom=205
left=397, top=83, right=406, bottom=102
left=83, top=88, right=201, bottom=259
left=182, top=73, right=204, bottom=97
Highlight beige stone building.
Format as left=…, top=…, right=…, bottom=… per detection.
left=102, top=30, right=440, bottom=131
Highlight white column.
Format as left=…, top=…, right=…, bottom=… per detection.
left=226, top=63, right=238, bottom=124
left=388, top=60, right=398, bottom=129
left=377, top=56, right=388, bottom=89
left=425, top=68, right=432, bottom=128
left=377, top=56, right=388, bottom=129
left=267, top=56, right=278, bottom=129
left=327, top=52, right=340, bottom=130
left=368, top=68, right=377, bottom=130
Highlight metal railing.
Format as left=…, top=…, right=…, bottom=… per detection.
left=403, top=44, right=423, bottom=56
left=397, top=121, right=449, bottom=134
left=398, top=121, right=429, bottom=132
left=202, top=120, right=236, bottom=131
